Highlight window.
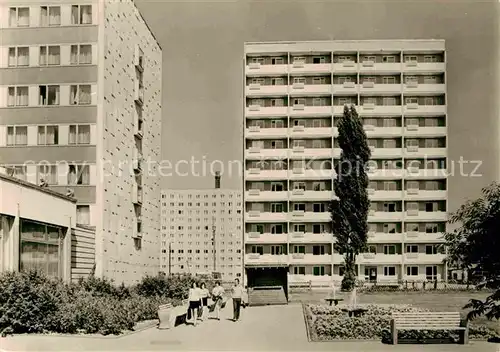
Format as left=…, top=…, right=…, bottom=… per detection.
left=313, top=56, right=326, bottom=64
left=294, top=266, right=306, bottom=275
left=9, top=7, right=30, bottom=27
left=368, top=245, right=377, bottom=253
left=271, top=57, right=283, bottom=65
left=405, top=55, right=418, bottom=62
left=425, top=202, right=437, bottom=212
left=313, top=182, right=325, bottom=191
left=271, top=120, right=284, bottom=128
left=384, top=266, right=396, bottom=276
left=293, top=98, right=305, bottom=106
left=313, top=266, right=326, bottom=276
left=39, top=85, right=60, bottom=105
left=425, top=181, right=439, bottom=191
left=39, top=46, right=60, bottom=66
left=383, top=181, right=397, bottom=191
left=337, top=76, right=352, bottom=84
left=70, top=45, right=92, bottom=65
left=363, top=76, right=376, bottom=83
left=405, top=97, right=418, bottom=105
left=424, top=97, right=436, bottom=105
left=270, top=99, right=283, bottom=107
left=271, top=203, right=283, bottom=213
left=423, top=55, right=438, bottom=63
left=271, top=140, right=283, bottom=149
left=312, top=245, right=325, bottom=255
left=423, top=76, right=437, bottom=84
left=384, top=245, right=396, bottom=255
left=383, top=139, right=396, bottom=148
left=425, top=223, right=439, bottom=233
left=271, top=182, right=284, bottom=192
left=312, top=77, right=326, bottom=85
left=249, top=57, right=263, bottom=64
left=37, top=164, right=57, bottom=185
left=383, top=223, right=397, bottom=234
left=293, top=56, right=306, bottom=64
left=293, top=224, right=306, bottom=233
left=382, top=76, right=396, bottom=84
left=76, top=205, right=90, bottom=225
left=425, top=245, right=438, bottom=255
left=383, top=202, right=396, bottom=212
left=406, top=223, right=419, bottom=232
left=294, top=203, right=305, bottom=211
left=70, top=85, right=91, bottom=105
left=6, top=126, right=28, bottom=146
left=69, top=124, right=91, bottom=144
left=271, top=245, right=283, bottom=255
left=405, top=76, right=418, bottom=83
left=4, top=165, right=26, bottom=180
left=71, top=5, right=92, bottom=24
left=37, top=125, right=59, bottom=145
left=363, top=55, right=376, bottom=62
left=251, top=246, right=263, bottom=255
left=407, top=181, right=419, bottom=191
left=271, top=224, right=283, bottom=234
left=8, top=47, right=29, bottom=67
left=40, top=6, right=61, bottom=26
left=293, top=245, right=305, bottom=254
left=406, top=266, right=419, bottom=276
left=20, top=220, right=62, bottom=278
left=7, top=86, right=29, bottom=106
left=312, top=97, right=325, bottom=106
left=67, top=164, right=90, bottom=185
left=313, top=203, right=326, bottom=212
left=293, top=77, right=305, bottom=84
left=271, top=77, right=284, bottom=85
left=406, top=245, right=418, bottom=253
left=426, top=266, right=438, bottom=280
left=382, top=56, right=396, bottom=63
left=337, top=56, right=351, bottom=63
left=382, top=97, right=396, bottom=106
left=313, top=224, right=325, bottom=234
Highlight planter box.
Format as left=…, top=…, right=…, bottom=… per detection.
left=158, top=301, right=189, bottom=329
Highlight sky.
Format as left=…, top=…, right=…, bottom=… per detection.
left=135, top=0, right=498, bottom=211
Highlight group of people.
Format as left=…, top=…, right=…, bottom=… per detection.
left=187, top=278, right=247, bottom=326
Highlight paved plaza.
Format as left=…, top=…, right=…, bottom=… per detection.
left=0, top=301, right=497, bottom=352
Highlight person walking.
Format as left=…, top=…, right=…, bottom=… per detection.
left=199, top=282, right=210, bottom=321
left=231, top=278, right=244, bottom=322
left=211, top=281, right=225, bottom=320
left=188, top=281, right=201, bottom=326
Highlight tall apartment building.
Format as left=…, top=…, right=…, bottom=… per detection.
left=0, top=0, right=162, bottom=284
left=161, top=175, right=244, bottom=280
left=244, top=40, right=448, bottom=288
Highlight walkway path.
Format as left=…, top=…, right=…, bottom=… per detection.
left=0, top=301, right=496, bottom=351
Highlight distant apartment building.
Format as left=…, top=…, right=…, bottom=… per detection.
left=161, top=174, right=244, bottom=280
left=0, top=0, right=162, bottom=284
left=243, top=40, right=448, bottom=288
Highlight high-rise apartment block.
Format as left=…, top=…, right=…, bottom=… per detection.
left=161, top=184, right=244, bottom=280
left=244, top=40, right=447, bottom=288
left=0, top=0, right=162, bottom=284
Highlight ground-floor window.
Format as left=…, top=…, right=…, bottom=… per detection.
left=19, top=219, right=63, bottom=278
left=426, top=265, right=438, bottom=281
left=313, top=266, right=325, bottom=276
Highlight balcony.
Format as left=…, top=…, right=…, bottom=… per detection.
left=404, top=253, right=446, bottom=265
left=290, top=127, right=332, bottom=138
left=245, top=232, right=288, bottom=244
left=404, top=211, right=447, bottom=222
left=368, top=211, right=404, bottom=222
left=289, top=105, right=332, bottom=117
left=368, top=189, right=403, bottom=201
left=245, top=148, right=288, bottom=160
left=289, top=232, right=333, bottom=243
left=245, top=211, right=288, bottom=222
left=245, top=253, right=289, bottom=266
left=245, top=127, right=288, bottom=139
left=288, top=169, right=334, bottom=180
left=245, top=190, right=288, bottom=201
left=371, top=148, right=403, bottom=159
left=289, top=253, right=332, bottom=264
left=404, top=231, right=444, bottom=243
left=333, top=61, right=358, bottom=72
left=403, top=61, right=446, bottom=73
left=403, top=83, right=446, bottom=94
left=245, top=169, right=288, bottom=181
left=245, top=84, right=288, bottom=97
left=132, top=185, right=143, bottom=205
left=367, top=232, right=403, bottom=243
left=333, top=82, right=359, bottom=95
left=367, top=168, right=405, bottom=180
left=404, top=147, right=447, bottom=158
left=132, top=150, right=143, bottom=172
left=289, top=147, right=333, bottom=159
left=404, top=168, right=447, bottom=179
left=404, top=104, right=447, bottom=116
left=289, top=190, right=332, bottom=201
left=404, top=126, right=447, bottom=138
left=288, top=63, right=331, bottom=74
left=357, top=253, right=403, bottom=265
left=289, top=84, right=332, bottom=95
left=289, top=211, right=331, bottom=222
left=245, top=63, right=287, bottom=75
left=363, top=127, right=403, bottom=138
left=246, top=106, right=288, bottom=117
left=359, top=104, right=402, bottom=116
left=359, top=83, right=402, bottom=95
left=404, top=189, right=447, bottom=201
left=134, top=86, right=144, bottom=106
left=358, top=62, right=402, bottom=74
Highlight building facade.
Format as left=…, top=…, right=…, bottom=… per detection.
left=244, top=40, right=448, bottom=287
left=0, top=0, right=162, bottom=284
left=161, top=185, right=244, bottom=280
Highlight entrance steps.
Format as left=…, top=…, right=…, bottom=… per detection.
left=248, top=286, right=288, bottom=306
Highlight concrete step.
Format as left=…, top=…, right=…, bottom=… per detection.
left=248, top=286, right=288, bottom=306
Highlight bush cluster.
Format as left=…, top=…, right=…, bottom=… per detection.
left=306, top=303, right=499, bottom=342
left=0, top=270, right=207, bottom=336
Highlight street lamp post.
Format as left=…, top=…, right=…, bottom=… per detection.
left=212, top=216, right=216, bottom=273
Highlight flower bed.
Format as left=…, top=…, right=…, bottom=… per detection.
left=304, top=303, right=499, bottom=342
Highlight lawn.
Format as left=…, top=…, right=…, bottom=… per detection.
left=290, top=290, right=500, bottom=334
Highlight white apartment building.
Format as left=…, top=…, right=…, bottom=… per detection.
left=244, top=40, right=448, bottom=288
left=0, top=0, right=162, bottom=284
left=161, top=181, right=244, bottom=280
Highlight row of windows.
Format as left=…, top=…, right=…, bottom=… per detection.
left=8, top=5, right=92, bottom=27
left=5, top=124, right=91, bottom=146
left=248, top=75, right=442, bottom=86
left=7, top=44, right=92, bottom=67
left=292, top=265, right=440, bottom=279
left=249, top=117, right=445, bottom=128
left=166, top=265, right=242, bottom=274
left=248, top=96, right=444, bottom=107
left=170, top=256, right=241, bottom=261
left=248, top=201, right=445, bottom=212
left=164, top=202, right=242, bottom=207
left=7, top=84, right=92, bottom=106
left=249, top=138, right=445, bottom=149
left=249, top=244, right=441, bottom=255
left=2, top=164, right=90, bottom=185
left=248, top=54, right=442, bottom=65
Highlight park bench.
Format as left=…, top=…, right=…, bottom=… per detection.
left=158, top=299, right=189, bottom=329
left=390, top=312, right=469, bottom=345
